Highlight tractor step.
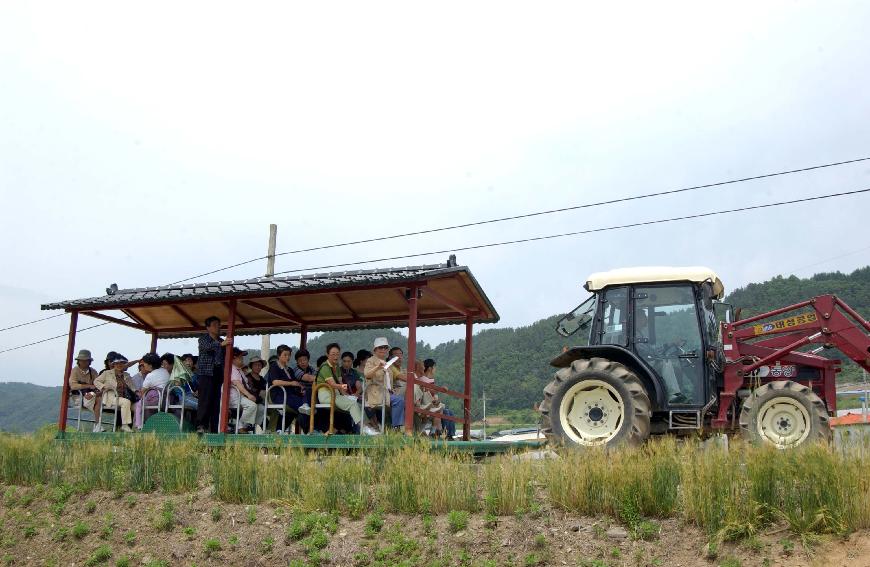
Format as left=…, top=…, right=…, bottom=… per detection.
left=669, top=410, right=702, bottom=430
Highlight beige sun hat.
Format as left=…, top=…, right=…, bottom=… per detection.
left=373, top=337, right=390, bottom=349
left=75, top=349, right=93, bottom=361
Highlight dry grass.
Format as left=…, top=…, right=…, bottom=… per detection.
left=1, top=430, right=868, bottom=539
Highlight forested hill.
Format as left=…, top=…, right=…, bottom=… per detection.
left=725, top=266, right=870, bottom=318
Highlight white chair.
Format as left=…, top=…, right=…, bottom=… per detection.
left=218, top=384, right=243, bottom=434
left=140, top=385, right=165, bottom=425
left=96, top=387, right=120, bottom=432
left=68, top=390, right=98, bottom=431
left=262, top=385, right=295, bottom=433
left=163, top=383, right=188, bottom=432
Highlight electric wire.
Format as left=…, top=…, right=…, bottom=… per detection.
left=270, top=188, right=870, bottom=276
left=168, top=156, right=870, bottom=285
left=0, top=187, right=867, bottom=355
left=0, top=313, right=65, bottom=333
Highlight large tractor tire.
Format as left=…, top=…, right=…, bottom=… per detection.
left=739, top=380, right=831, bottom=449
left=540, top=357, right=652, bottom=448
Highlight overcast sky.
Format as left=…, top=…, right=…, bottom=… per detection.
left=1, top=2, right=869, bottom=387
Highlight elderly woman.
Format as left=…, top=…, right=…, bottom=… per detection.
left=414, top=359, right=446, bottom=437
left=363, top=338, right=405, bottom=431
left=94, top=354, right=136, bottom=432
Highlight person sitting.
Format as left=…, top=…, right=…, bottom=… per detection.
left=341, top=351, right=363, bottom=396
left=263, top=355, right=277, bottom=378
left=315, top=355, right=327, bottom=369
left=265, top=344, right=307, bottom=432
left=245, top=356, right=267, bottom=400
left=414, top=359, right=446, bottom=436
left=315, top=343, right=376, bottom=435
left=292, top=349, right=317, bottom=409
left=227, top=348, right=262, bottom=433
left=68, top=349, right=103, bottom=432
left=388, top=347, right=406, bottom=397
left=94, top=354, right=136, bottom=432
left=136, top=353, right=171, bottom=429
left=364, top=338, right=405, bottom=431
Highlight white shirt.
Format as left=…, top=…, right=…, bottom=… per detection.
left=142, top=367, right=171, bottom=390
left=130, top=372, right=145, bottom=390
left=226, top=366, right=244, bottom=407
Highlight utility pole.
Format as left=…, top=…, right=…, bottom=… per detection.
left=481, top=389, right=488, bottom=440
left=260, top=224, right=277, bottom=361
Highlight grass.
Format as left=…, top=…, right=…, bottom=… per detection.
left=84, top=545, right=111, bottom=566
left=203, top=538, right=221, bottom=558
left=0, top=431, right=869, bottom=543
left=447, top=510, right=469, bottom=533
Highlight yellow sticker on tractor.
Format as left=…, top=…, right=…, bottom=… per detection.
left=753, top=312, right=817, bottom=335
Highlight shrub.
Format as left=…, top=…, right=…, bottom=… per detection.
left=84, top=545, right=111, bottom=566
left=203, top=538, right=221, bottom=558
left=72, top=521, right=91, bottom=540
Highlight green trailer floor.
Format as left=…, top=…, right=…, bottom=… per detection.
left=54, top=430, right=544, bottom=454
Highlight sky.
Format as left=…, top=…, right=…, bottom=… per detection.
left=1, top=1, right=869, bottom=387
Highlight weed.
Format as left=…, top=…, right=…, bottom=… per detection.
left=99, top=514, right=115, bottom=540
left=144, top=561, right=168, bottom=567
left=447, top=510, right=469, bottom=533
left=52, top=527, right=69, bottom=543
left=578, top=560, right=608, bottom=567
left=85, top=500, right=97, bottom=514
left=203, top=538, right=221, bottom=558
left=72, top=521, right=91, bottom=540
left=610, top=547, right=621, bottom=558
left=123, top=531, right=136, bottom=546
left=183, top=527, right=196, bottom=540
left=364, top=511, right=385, bottom=537
left=523, top=554, right=544, bottom=567
left=260, top=536, right=274, bottom=554
left=533, top=534, right=546, bottom=550
left=124, top=495, right=136, bottom=509
left=22, top=527, right=36, bottom=539
left=1, top=554, right=13, bottom=566
left=484, top=513, right=498, bottom=529
left=744, top=536, right=764, bottom=552
left=84, top=545, right=111, bottom=566
left=719, top=558, right=741, bottom=567
left=633, top=520, right=660, bottom=541
left=780, top=538, right=795, bottom=556
left=303, top=530, right=329, bottom=553
left=153, top=501, right=175, bottom=532
left=228, top=535, right=239, bottom=549
left=246, top=505, right=256, bottom=524
left=116, top=557, right=130, bottom=567
left=210, top=506, right=222, bottom=522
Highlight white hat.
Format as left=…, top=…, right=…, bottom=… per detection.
left=373, top=337, right=390, bottom=349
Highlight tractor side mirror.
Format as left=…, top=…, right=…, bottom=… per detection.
left=714, top=302, right=733, bottom=324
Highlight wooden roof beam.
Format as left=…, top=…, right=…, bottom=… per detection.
left=242, top=299, right=302, bottom=325
left=80, top=310, right=147, bottom=331
left=335, top=293, right=359, bottom=319
left=170, top=305, right=199, bottom=329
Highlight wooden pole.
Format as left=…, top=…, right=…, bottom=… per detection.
left=150, top=332, right=158, bottom=354
left=261, top=223, right=277, bottom=361
left=404, top=286, right=418, bottom=432
left=57, top=311, right=79, bottom=433
left=300, top=324, right=308, bottom=351
left=218, top=300, right=237, bottom=433
left=463, top=315, right=473, bottom=441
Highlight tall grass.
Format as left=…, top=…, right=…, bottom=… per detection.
left=1, top=432, right=868, bottom=537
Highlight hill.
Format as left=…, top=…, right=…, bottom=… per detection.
left=2, top=266, right=867, bottom=431
left=0, top=382, right=63, bottom=432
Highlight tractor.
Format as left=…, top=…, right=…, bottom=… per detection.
left=540, top=266, right=870, bottom=449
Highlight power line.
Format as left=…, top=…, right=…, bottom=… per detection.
left=0, top=313, right=65, bottom=333
left=0, top=321, right=112, bottom=355
left=271, top=188, right=870, bottom=276
left=786, top=245, right=870, bottom=275
left=0, top=187, right=867, bottom=356
left=168, top=155, right=870, bottom=285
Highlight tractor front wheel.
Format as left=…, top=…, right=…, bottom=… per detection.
left=739, top=380, right=831, bottom=449
left=540, top=357, right=651, bottom=448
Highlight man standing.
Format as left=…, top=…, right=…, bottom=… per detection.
left=68, top=349, right=103, bottom=432
left=197, top=316, right=232, bottom=433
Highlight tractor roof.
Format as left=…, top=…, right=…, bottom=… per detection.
left=584, top=266, right=725, bottom=298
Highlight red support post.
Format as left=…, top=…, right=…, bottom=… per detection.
left=218, top=300, right=237, bottom=433
left=57, top=311, right=79, bottom=433
left=463, top=316, right=473, bottom=441
left=150, top=332, right=158, bottom=354
left=404, top=286, right=418, bottom=431
left=300, top=324, right=308, bottom=350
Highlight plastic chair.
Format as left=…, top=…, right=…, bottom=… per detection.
left=163, top=382, right=187, bottom=432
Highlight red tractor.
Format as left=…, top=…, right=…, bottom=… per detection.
left=541, top=267, right=870, bottom=449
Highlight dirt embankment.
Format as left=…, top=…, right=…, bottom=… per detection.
left=1, top=485, right=869, bottom=567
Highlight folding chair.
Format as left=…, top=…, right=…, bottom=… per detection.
left=219, top=384, right=242, bottom=434
left=262, top=385, right=297, bottom=433
left=163, top=382, right=187, bottom=432
left=141, top=385, right=165, bottom=425
left=68, top=390, right=97, bottom=431
left=310, top=383, right=337, bottom=434
left=97, top=387, right=120, bottom=432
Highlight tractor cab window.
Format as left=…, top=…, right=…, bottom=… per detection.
left=556, top=294, right=597, bottom=342
left=633, top=285, right=703, bottom=406
left=599, top=286, right=628, bottom=346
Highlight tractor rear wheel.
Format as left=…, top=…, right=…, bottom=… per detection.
left=739, top=380, right=831, bottom=449
left=540, top=357, right=651, bottom=448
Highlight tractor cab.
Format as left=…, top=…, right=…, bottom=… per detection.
left=554, top=267, right=725, bottom=413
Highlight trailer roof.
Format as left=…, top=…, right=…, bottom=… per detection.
left=41, top=258, right=499, bottom=338
left=584, top=266, right=725, bottom=298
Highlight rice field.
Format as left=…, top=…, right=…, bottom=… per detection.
left=1, top=429, right=868, bottom=539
